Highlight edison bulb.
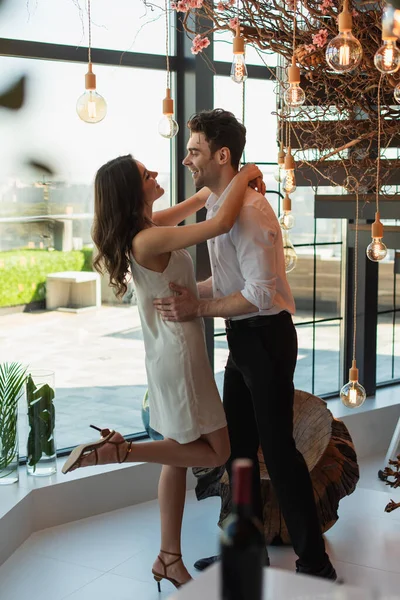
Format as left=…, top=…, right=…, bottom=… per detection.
left=325, top=32, right=363, bottom=73
left=395, top=83, right=400, bottom=103
left=374, top=40, right=400, bottom=73
left=284, top=83, right=306, bottom=107
left=76, top=90, right=107, bottom=123
left=340, top=380, right=366, bottom=408
left=283, top=169, right=296, bottom=194
left=383, top=3, right=400, bottom=38
left=230, top=54, right=248, bottom=83
left=283, top=233, right=297, bottom=273
left=273, top=164, right=285, bottom=183
left=366, top=239, right=388, bottom=262
left=158, top=115, right=179, bottom=139
left=279, top=210, right=295, bottom=230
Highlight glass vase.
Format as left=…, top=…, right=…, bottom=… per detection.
left=0, top=406, right=19, bottom=485
left=26, top=370, right=57, bottom=477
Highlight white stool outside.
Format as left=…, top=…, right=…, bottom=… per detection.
left=46, top=271, right=101, bottom=312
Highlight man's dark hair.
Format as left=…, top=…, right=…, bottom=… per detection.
left=187, top=108, right=246, bottom=169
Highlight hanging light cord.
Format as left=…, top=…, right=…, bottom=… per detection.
left=165, top=0, right=170, bottom=89
left=241, top=80, right=246, bottom=164
left=376, top=74, right=383, bottom=214
left=292, top=1, right=296, bottom=58
left=352, top=187, right=359, bottom=362
left=88, top=0, right=91, bottom=64
left=288, top=1, right=297, bottom=150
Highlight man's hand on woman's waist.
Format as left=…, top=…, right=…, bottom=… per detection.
left=153, top=283, right=257, bottom=321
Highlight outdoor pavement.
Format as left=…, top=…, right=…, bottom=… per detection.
left=0, top=305, right=397, bottom=454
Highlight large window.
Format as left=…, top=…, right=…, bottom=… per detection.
left=377, top=249, right=400, bottom=384
left=0, top=0, right=169, bottom=54
left=0, top=6, right=175, bottom=454
left=213, top=75, right=344, bottom=398
left=289, top=190, right=343, bottom=397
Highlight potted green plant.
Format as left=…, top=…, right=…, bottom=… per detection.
left=26, top=370, right=57, bottom=476
left=0, top=362, right=26, bottom=484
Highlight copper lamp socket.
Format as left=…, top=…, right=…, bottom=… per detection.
left=339, top=0, right=353, bottom=32
left=233, top=25, right=245, bottom=54
left=163, top=88, right=174, bottom=116
left=284, top=148, right=295, bottom=171
left=349, top=359, right=359, bottom=382
left=278, top=144, right=286, bottom=165
left=288, top=56, right=300, bottom=84
left=85, top=63, right=96, bottom=90
left=283, top=193, right=292, bottom=212
left=371, top=212, right=384, bottom=239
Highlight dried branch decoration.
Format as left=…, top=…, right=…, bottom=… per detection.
left=382, top=454, right=400, bottom=513
left=176, top=0, right=400, bottom=190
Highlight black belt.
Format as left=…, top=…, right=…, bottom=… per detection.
left=225, top=313, right=285, bottom=330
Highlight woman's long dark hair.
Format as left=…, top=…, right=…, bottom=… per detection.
left=92, top=154, right=150, bottom=297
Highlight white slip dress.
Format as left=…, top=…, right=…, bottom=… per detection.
left=130, top=248, right=227, bottom=444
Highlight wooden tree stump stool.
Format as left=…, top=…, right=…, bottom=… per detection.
left=193, top=390, right=359, bottom=545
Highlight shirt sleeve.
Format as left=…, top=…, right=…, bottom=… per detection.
left=230, top=205, right=278, bottom=311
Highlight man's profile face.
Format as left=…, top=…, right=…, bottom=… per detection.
left=182, top=132, right=222, bottom=189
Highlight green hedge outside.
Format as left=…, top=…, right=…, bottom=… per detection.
left=0, top=249, right=94, bottom=308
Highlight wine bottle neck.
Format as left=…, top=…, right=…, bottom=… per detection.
left=233, top=502, right=253, bottom=519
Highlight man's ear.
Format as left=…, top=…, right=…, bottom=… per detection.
left=216, top=147, right=231, bottom=166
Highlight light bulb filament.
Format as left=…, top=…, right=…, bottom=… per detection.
left=284, top=170, right=296, bottom=193
left=88, top=99, right=97, bottom=119
left=349, top=386, right=358, bottom=405
left=231, top=55, right=247, bottom=83
left=235, top=62, right=245, bottom=79
left=339, top=43, right=350, bottom=65
left=383, top=44, right=394, bottom=67
left=289, top=84, right=302, bottom=103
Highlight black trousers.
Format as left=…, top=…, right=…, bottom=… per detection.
left=223, top=311, right=328, bottom=570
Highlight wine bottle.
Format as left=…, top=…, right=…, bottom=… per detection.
left=220, top=458, right=265, bottom=600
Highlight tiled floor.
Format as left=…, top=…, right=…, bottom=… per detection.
left=0, top=454, right=400, bottom=599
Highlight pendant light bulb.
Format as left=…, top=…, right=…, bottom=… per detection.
left=282, top=231, right=298, bottom=273
left=278, top=193, right=295, bottom=230
left=325, top=1, right=362, bottom=73
left=340, top=360, right=366, bottom=408
left=76, top=64, right=107, bottom=124
left=273, top=143, right=286, bottom=183
left=283, top=148, right=296, bottom=194
left=394, top=82, right=400, bottom=103
left=366, top=239, right=388, bottom=262
left=158, top=88, right=179, bottom=139
left=374, top=38, right=400, bottom=73
left=284, top=57, right=306, bottom=107
left=366, top=212, right=388, bottom=262
left=231, top=25, right=248, bottom=84
left=383, top=3, right=400, bottom=39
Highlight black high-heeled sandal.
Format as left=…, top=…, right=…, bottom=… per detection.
left=61, top=425, right=132, bottom=474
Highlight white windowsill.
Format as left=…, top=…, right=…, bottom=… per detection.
left=0, top=456, right=143, bottom=522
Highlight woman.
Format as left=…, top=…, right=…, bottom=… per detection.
left=62, top=154, right=262, bottom=590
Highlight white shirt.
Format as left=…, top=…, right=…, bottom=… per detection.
left=206, top=180, right=296, bottom=321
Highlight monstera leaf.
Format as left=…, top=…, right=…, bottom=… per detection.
left=26, top=374, right=56, bottom=470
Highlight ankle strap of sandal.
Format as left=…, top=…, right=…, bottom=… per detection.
left=120, top=440, right=132, bottom=463
left=160, top=550, right=182, bottom=557
left=158, top=550, right=182, bottom=575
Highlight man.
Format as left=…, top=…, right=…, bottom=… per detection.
left=153, top=108, right=337, bottom=581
